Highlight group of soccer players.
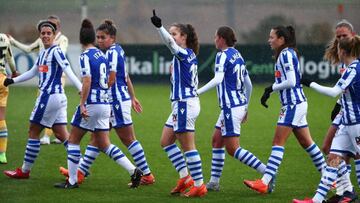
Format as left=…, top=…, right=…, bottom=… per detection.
left=1, top=10, right=360, bottom=202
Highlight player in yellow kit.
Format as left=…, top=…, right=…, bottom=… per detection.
left=9, top=15, right=68, bottom=145
left=0, top=33, right=20, bottom=164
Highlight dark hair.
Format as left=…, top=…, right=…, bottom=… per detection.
left=272, top=25, right=298, bottom=59
left=338, top=35, right=360, bottom=58
left=171, top=23, right=199, bottom=55
left=37, top=20, right=57, bottom=33
left=97, top=19, right=117, bottom=36
left=216, top=26, right=237, bottom=47
left=80, top=19, right=95, bottom=45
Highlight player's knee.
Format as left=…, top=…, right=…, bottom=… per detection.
left=225, top=146, right=236, bottom=157
left=326, top=154, right=342, bottom=167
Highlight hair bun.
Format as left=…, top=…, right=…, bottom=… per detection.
left=81, top=19, right=94, bottom=29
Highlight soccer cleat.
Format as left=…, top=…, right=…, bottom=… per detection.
left=3, top=168, right=30, bottom=179
left=0, top=153, right=7, bottom=164
left=183, top=184, right=208, bottom=197
left=140, top=173, right=155, bottom=185
left=243, top=179, right=269, bottom=194
left=40, top=136, right=50, bottom=145
left=129, top=168, right=143, bottom=188
left=54, top=181, right=79, bottom=189
left=206, top=181, right=220, bottom=191
left=324, top=194, right=341, bottom=203
left=337, top=190, right=358, bottom=203
left=292, top=198, right=314, bottom=203
left=170, top=175, right=194, bottom=195
left=59, top=167, right=85, bottom=184
left=52, top=138, right=62, bottom=144
left=268, top=176, right=276, bottom=193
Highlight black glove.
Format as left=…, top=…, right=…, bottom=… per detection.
left=300, top=77, right=312, bottom=87
left=150, top=9, right=162, bottom=28
left=260, top=85, right=273, bottom=108
left=3, top=78, right=14, bottom=87
left=330, top=103, right=341, bottom=121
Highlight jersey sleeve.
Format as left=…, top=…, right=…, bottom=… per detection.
left=79, top=54, right=91, bottom=77
left=5, top=39, right=16, bottom=73
left=336, top=67, right=357, bottom=90
left=280, top=50, right=295, bottom=72
left=53, top=47, right=71, bottom=70
left=11, top=37, right=41, bottom=53
left=108, top=49, right=118, bottom=73
left=157, top=26, right=188, bottom=59
left=214, top=52, right=226, bottom=73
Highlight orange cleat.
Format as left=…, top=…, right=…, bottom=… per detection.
left=4, top=168, right=30, bottom=179
left=140, top=173, right=155, bottom=185
left=292, top=198, right=314, bottom=203
left=243, top=179, right=269, bottom=194
left=183, top=184, right=207, bottom=197
left=170, top=175, right=194, bottom=195
left=59, top=167, right=85, bottom=184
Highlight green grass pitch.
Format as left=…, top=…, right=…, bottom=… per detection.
left=0, top=84, right=349, bottom=202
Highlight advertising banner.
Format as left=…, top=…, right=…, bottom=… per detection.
left=12, top=44, right=341, bottom=85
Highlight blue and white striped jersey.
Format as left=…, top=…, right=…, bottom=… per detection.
left=170, top=48, right=198, bottom=101
left=79, top=47, right=109, bottom=104
left=35, top=45, right=69, bottom=94
left=274, top=47, right=306, bottom=106
left=336, top=59, right=360, bottom=125
left=106, top=43, right=130, bottom=102
left=215, top=47, right=248, bottom=108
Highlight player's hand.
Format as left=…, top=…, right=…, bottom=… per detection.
left=260, top=85, right=273, bottom=108
left=3, top=78, right=14, bottom=87
left=132, top=97, right=143, bottom=113
left=330, top=103, right=341, bottom=121
left=300, top=77, right=312, bottom=87
left=11, top=71, right=20, bottom=78
left=151, top=9, right=162, bottom=28
left=80, top=104, right=89, bottom=120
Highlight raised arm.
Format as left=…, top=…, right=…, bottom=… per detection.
left=151, top=9, right=187, bottom=56
left=9, top=36, right=41, bottom=53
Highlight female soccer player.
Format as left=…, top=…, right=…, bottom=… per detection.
left=3, top=20, right=82, bottom=179
left=9, top=15, right=68, bottom=145
left=151, top=10, right=207, bottom=197
left=59, top=19, right=155, bottom=186
left=293, top=36, right=360, bottom=203
left=319, top=19, right=359, bottom=202
left=54, top=19, right=142, bottom=189
left=243, top=25, right=326, bottom=194
left=0, top=33, right=19, bottom=164
left=196, top=26, right=266, bottom=191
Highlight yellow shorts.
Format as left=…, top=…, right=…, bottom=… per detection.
left=0, top=74, right=9, bottom=107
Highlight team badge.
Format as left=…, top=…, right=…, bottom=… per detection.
left=38, top=65, right=48, bottom=73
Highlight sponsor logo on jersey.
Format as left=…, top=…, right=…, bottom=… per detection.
left=38, top=65, right=48, bottom=73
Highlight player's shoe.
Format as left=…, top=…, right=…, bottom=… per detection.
left=54, top=180, right=79, bottom=189
left=0, top=152, right=7, bottom=164
left=206, top=181, right=220, bottom=191
left=128, top=172, right=155, bottom=186
left=140, top=173, right=155, bottom=185
left=52, top=138, right=62, bottom=144
left=3, top=168, right=30, bottom=179
left=243, top=179, right=270, bottom=194
left=129, top=168, right=143, bottom=188
left=268, top=176, right=276, bottom=193
left=170, top=175, right=194, bottom=195
left=324, top=194, right=341, bottom=203
left=292, top=198, right=314, bottom=203
left=40, top=136, right=50, bottom=145
left=59, top=167, right=85, bottom=184
left=183, top=184, right=208, bottom=197
left=337, top=190, right=358, bottom=203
